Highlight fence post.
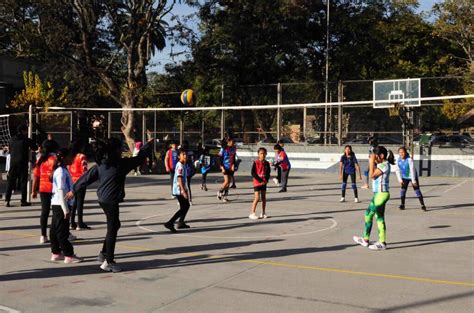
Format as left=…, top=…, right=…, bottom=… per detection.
left=277, top=82, right=281, bottom=140
left=153, top=111, right=157, bottom=155
left=70, top=111, right=74, bottom=141
left=142, top=112, right=146, bottom=143
left=179, top=111, right=184, bottom=145
left=220, top=84, right=224, bottom=139
left=27, top=105, right=33, bottom=203
left=303, top=106, right=307, bottom=142
left=107, top=112, right=111, bottom=138
left=337, top=80, right=343, bottom=146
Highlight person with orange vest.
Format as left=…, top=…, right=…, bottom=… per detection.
left=68, top=140, right=90, bottom=230
left=32, top=139, right=59, bottom=244
left=164, top=141, right=179, bottom=198
left=249, top=147, right=271, bottom=220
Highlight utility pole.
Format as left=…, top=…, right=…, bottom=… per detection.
left=324, top=0, right=330, bottom=145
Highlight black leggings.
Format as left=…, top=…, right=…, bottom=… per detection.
left=40, top=192, right=52, bottom=236
left=342, top=173, right=358, bottom=198
left=5, top=166, right=28, bottom=203
left=400, top=178, right=424, bottom=206
left=168, top=195, right=190, bottom=224
left=71, top=187, right=87, bottom=225
left=99, top=201, right=121, bottom=263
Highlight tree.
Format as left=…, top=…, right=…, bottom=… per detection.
left=9, top=71, right=68, bottom=110
left=1, top=0, right=176, bottom=150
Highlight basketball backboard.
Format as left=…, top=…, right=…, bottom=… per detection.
left=373, top=78, right=421, bottom=108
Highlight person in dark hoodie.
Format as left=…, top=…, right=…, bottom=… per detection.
left=72, top=137, right=152, bottom=272
left=5, top=124, right=37, bottom=207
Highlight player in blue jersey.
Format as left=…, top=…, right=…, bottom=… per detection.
left=395, top=147, right=426, bottom=211
left=217, top=137, right=236, bottom=202
left=339, top=145, right=362, bottom=203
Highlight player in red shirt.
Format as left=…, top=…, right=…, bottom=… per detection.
left=32, top=139, right=59, bottom=244
left=68, top=141, right=90, bottom=230
left=249, top=148, right=271, bottom=220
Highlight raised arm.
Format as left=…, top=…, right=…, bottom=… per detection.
left=73, top=165, right=99, bottom=194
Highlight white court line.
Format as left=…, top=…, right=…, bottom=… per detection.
left=0, top=306, right=21, bottom=313
left=135, top=209, right=338, bottom=239
left=443, top=179, right=468, bottom=194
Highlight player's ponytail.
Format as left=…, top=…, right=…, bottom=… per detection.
left=387, top=150, right=395, bottom=165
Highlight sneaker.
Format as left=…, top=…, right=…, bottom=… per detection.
left=399, top=205, right=405, bottom=210
left=5, top=201, right=11, bottom=207
left=368, top=242, right=387, bottom=251
left=164, top=222, right=177, bottom=233
left=217, top=191, right=222, bottom=201
left=51, top=253, right=64, bottom=262
left=249, top=213, right=259, bottom=220
left=171, top=195, right=176, bottom=199
left=230, top=184, right=236, bottom=189
left=203, top=185, right=208, bottom=191
left=97, top=252, right=106, bottom=263
left=20, top=202, right=31, bottom=207
left=64, top=254, right=83, bottom=264
left=223, top=197, right=229, bottom=202
left=100, top=260, right=122, bottom=273
left=176, top=222, right=191, bottom=229
left=278, top=189, right=287, bottom=193
left=70, top=223, right=77, bottom=230
left=353, top=236, right=369, bottom=247
left=40, top=236, right=49, bottom=244
left=76, top=223, right=91, bottom=230
left=259, top=214, right=268, bottom=219
left=354, top=198, right=360, bottom=203
left=421, top=205, right=427, bottom=211
left=68, top=234, right=77, bottom=241
left=339, top=197, right=345, bottom=202
left=273, top=178, right=279, bottom=186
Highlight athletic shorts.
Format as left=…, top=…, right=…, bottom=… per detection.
left=254, top=185, right=267, bottom=192
left=223, top=169, right=235, bottom=176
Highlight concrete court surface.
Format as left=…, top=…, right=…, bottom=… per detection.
left=0, top=172, right=473, bottom=313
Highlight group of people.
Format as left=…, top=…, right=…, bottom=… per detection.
left=3, top=124, right=428, bottom=273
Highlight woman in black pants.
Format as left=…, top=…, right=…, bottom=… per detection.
left=73, top=138, right=152, bottom=273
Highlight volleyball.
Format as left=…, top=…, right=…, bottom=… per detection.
left=180, top=89, right=194, bottom=106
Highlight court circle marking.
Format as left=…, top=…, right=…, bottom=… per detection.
left=135, top=208, right=337, bottom=239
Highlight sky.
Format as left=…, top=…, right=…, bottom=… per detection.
left=148, top=0, right=441, bottom=74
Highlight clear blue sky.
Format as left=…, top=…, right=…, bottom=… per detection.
left=148, top=0, right=440, bottom=74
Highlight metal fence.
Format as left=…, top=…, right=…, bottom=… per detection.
left=4, top=76, right=470, bottom=151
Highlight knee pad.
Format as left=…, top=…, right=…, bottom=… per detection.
left=415, top=189, right=422, bottom=198
left=351, top=183, right=357, bottom=190
left=341, top=182, right=347, bottom=190
left=364, top=170, right=369, bottom=177
left=400, top=189, right=407, bottom=198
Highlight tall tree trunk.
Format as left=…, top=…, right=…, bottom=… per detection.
left=122, top=90, right=136, bottom=152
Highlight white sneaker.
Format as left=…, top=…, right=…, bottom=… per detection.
left=273, top=178, right=279, bottom=186
left=339, top=197, right=345, bottom=202
left=259, top=214, right=268, bottom=219
left=354, top=198, right=360, bottom=203
left=100, top=260, right=122, bottom=272
left=64, top=254, right=83, bottom=264
left=51, top=253, right=64, bottom=262
left=249, top=213, right=259, bottom=220
left=68, top=234, right=77, bottom=241
left=368, top=242, right=386, bottom=251
left=353, top=236, right=369, bottom=247
left=40, top=236, right=49, bottom=244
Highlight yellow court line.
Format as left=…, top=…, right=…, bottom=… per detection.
left=2, top=230, right=473, bottom=288
left=119, top=244, right=474, bottom=287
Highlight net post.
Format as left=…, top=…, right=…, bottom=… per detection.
left=337, top=80, right=343, bottom=146
left=27, top=105, right=33, bottom=203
